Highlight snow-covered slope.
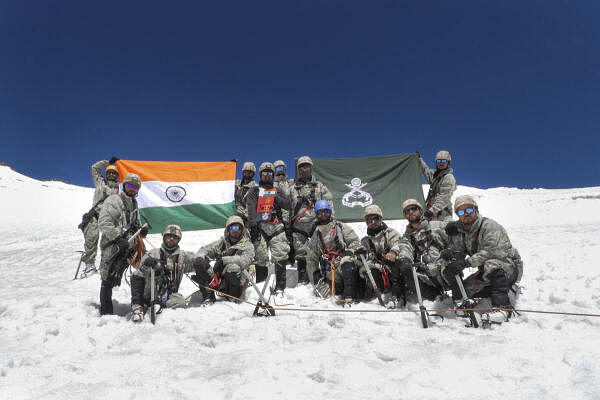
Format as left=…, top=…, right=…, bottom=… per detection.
left=1, top=165, right=599, bottom=399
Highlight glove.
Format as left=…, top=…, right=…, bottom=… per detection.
left=313, top=278, right=330, bottom=299
left=250, top=225, right=260, bottom=242
left=142, top=256, right=158, bottom=268
left=140, top=226, right=149, bottom=237
left=109, top=156, right=120, bottom=164
left=342, top=250, right=354, bottom=257
left=213, top=257, right=225, bottom=275
left=439, top=248, right=454, bottom=261
left=445, top=221, right=460, bottom=236
left=446, top=259, right=466, bottom=276
left=355, top=247, right=367, bottom=256
left=424, top=209, right=434, bottom=220
left=116, top=237, right=130, bottom=253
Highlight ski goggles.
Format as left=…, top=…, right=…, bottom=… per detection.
left=124, top=182, right=140, bottom=190
left=275, top=166, right=285, bottom=172
left=365, top=215, right=381, bottom=223
left=228, top=224, right=242, bottom=231
left=456, top=207, right=475, bottom=216
left=436, top=159, right=448, bottom=164
left=403, top=205, right=420, bottom=215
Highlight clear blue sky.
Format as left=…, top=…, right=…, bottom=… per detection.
left=1, top=1, right=598, bottom=189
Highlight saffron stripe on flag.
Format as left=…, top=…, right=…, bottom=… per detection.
left=116, top=160, right=235, bottom=182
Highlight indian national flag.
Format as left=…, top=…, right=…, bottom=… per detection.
left=115, top=160, right=236, bottom=233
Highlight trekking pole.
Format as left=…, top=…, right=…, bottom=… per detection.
left=411, top=259, right=429, bottom=328
left=359, top=254, right=385, bottom=307
left=73, top=251, right=85, bottom=280
left=242, top=270, right=275, bottom=317
left=455, top=275, right=479, bottom=328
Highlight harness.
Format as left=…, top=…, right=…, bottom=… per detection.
left=425, top=168, right=453, bottom=216
left=157, top=249, right=180, bottom=304
left=364, top=233, right=392, bottom=291
left=291, top=182, right=318, bottom=224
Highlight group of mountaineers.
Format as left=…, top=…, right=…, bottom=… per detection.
left=77, top=151, right=523, bottom=327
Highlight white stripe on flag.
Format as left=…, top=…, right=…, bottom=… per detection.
left=136, top=180, right=234, bottom=209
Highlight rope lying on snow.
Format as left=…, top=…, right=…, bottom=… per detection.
left=188, top=278, right=600, bottom=318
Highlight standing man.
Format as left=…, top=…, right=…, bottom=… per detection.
left=441, top=195, right=523, bottom=323
left=80, top=158, right=120, bottom=275
left=97, top=173, right=146, bottom=315
left=273, top=159, right=295, bottom=265
left=289, top=155, right=334, bottom=284
left=418, top=150, right=456, bottom=221
left=235, top=162, right=258, bottom=224
left=246, top=162, right=291, bottom=293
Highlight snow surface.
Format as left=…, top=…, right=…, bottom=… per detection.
left=1, top=165, right=600, bottom=399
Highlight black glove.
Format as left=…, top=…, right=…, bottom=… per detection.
left=355, top=247, right=367, bottom=256
left=445, top=221, right=460, bottom=236
left=424, top=209, right=434, bottom=220
left=439, top=249, right=454, bottom=261
left=446, top=259, right=466, bottom=276
left=142, top=256, right=158, bottom=268
left=250, top=225, right=260, bottom=242
left=415, top=151, right=421, bottom=158
left=109, top=156, right=120, bottom=164
left=140, top=226, right=149, bottom=237
left=213, top=257, right=225, bottom=275
left=342, top=250, right=354, bottom=257
left=116, top=237, right=129, bottom=253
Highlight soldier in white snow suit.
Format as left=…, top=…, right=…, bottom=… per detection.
left=235, top=162, right=258, bottom=224
left=289, top=155, right=334, bottom=284
left=245, top=162, right=291, bottom=292
left=130, top=224, right=197, bottom=322
left=194, top=216, right=255, bottom=302
left=80, top=158, right=120, bottom=275
left=440, top=195, right=523, bottom=323
left=306, top=200, right=363, bottom=303
left=97, top=173, right=147, bottom=315
left=419, top=150, right=456, bottom=221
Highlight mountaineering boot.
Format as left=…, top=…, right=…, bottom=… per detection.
left=389, top=259, right=408, bottom=306
left=489, top=269, right=511, bottom=308
left=341, top=262, right=358, bottom=303
left=385, top=295, right=406, bottom=309
left=255, top=265, right=268, bottom=283
left=131, top=305, right=145, bottom=323
left=99, top=280, right=114, bottom=315
left=200, top=288, right=216, bottom=304
left=82, top=263, right=97, bottom=277
left=224, top=272, right=243, bottom=301
left=275, top=261, right=287, bottom=292
left=296, top=259, right=309, bottom=285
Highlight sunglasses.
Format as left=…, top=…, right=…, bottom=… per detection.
left=261, top=170, right=274, bottom=175
left=365, top=215, right=381, bottom=223
left=298, top=164, right=311, bottom=170
left=164, top=234, right=180, bottom=240
left=275, top=166, right=285, bottom=172
left=457, top=207, right=475, bottom=216
left=106, top=170, right=119, bottom=176
left=229, top=224, right=242, bottom=231
left=125, top=183, right=140, bottom=190
left=404, top=205, right=420, bottom=215
left=436, top=159, right=448, bottom=164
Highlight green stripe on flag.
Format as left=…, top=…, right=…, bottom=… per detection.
left=140, top=202, right=236, bottom=233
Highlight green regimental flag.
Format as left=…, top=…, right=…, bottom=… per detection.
left=311, top=153, right=425, bottom=222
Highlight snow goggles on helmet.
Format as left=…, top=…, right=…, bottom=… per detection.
left=125, top=182, right=140, bottom=190
left=436, top=159, right=448, bottom=164
left=404, top=205, right=420, bottom=215
left=229, top=224, right=242, bottom=231
left=457, top=207, right=475, bottom=216
left=365, top=215, right=381, bottom=223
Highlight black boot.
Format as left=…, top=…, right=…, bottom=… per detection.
left=275, top=261, right=287, bottom=292
left=296, top=259, right=309, bottom=285
left=255, top=265, right=268, bottom=283
left=130, top=275, right=145, bottom=307
left=100, top=280, right=114, bottom=315
left=390, top=259, right=408, bottom=302
left=489, top=269, right=511, bottom=307
left=200, top=288, right=216, bottom=303
left=224, top=272, right=243, bottom=301
left=341, top=262, right=358, bottom=301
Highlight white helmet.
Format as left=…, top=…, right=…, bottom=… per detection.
left=435, top=150, right=451, bottom=162
left=242, top=162, right=256, bottom=173
left=454, top=195, right=478, bottom=213
left=363, top=204, right=383, bottom=218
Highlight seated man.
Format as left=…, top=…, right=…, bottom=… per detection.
left=130, top=224, right=196, bottom=322
left=306, top=200, right=362, bottom=304
left=359, top=204, right=408, bottom=308
left=441, top=195, right=523, bottom=324
left=193, top=216, right=255, bottom=302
